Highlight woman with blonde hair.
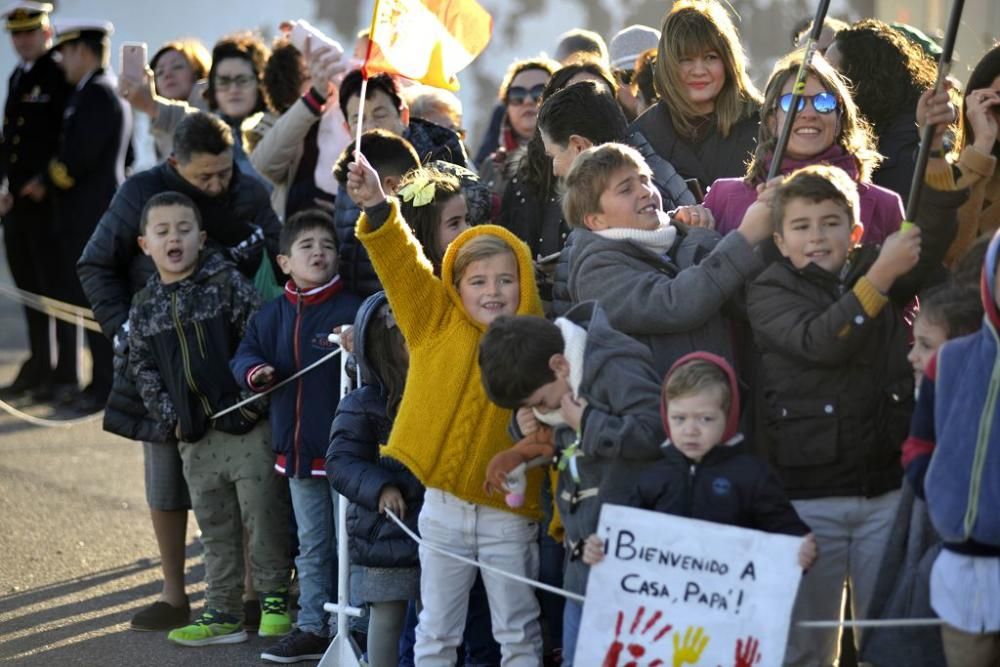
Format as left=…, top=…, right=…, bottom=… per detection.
left=705, top=51, right=903, bottom=244
left=627, top=0, right=761, bottom=198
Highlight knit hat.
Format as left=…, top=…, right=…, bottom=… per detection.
left=609, top=25, right=661, bottom=71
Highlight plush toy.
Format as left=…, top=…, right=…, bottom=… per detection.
left=484, top=425, right=556, bottom=507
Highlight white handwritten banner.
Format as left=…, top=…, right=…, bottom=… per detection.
left=575, top=504, right=803, bottom=667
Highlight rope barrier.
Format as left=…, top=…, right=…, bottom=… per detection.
left=209, top=347, right=342, bottom=420
left=0, top=397, right=103, bottom=428
left=383, top=507, right=947, bottom=630
left=0, top=282, right=102, bottom=332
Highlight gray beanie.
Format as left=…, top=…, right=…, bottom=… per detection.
left=609, top=24, right=661, bottom=71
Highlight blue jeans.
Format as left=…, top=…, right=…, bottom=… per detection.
left=289, top=477, right=336, bottom=636
left=561, top=600, right=583, bottom=667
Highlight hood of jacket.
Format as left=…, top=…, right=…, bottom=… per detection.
left=352, top=290, right=390, bottom=392
left=981, top=229, right=1000, bottom=333
left=660, top=351, right=742, bottom=446
left=439, top=223, right=544, bottom=330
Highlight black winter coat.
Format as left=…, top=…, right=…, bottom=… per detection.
left=632, top=442, right=809, bottom=536
left=748, top=186, right=966, bottom=499
left=628, top=101, right=759, bottom=199
left=326, top=385, right=423, bottom=568
left=871, top=112, right=919, bottom=203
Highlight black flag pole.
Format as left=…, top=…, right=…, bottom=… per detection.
left=767, top=0, right=832, bottom=181
left=902, top=0, right=965, bottom=228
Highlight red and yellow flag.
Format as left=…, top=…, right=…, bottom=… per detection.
left=363, top=0, right=493, bottom=91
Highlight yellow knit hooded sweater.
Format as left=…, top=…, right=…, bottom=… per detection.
left=357, top=199, right=545, bottom=519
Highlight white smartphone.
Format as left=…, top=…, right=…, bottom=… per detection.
left=120, top=42, right=148, bottom=81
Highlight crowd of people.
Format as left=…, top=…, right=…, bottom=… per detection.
left=1, top=0, right=999, bottom=665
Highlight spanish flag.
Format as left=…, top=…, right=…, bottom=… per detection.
left=363, top=0, right=493, bottom=91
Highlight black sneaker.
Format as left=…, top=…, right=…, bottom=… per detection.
left=260, top=629, right=330, bottom=663
left=130, top=599, right=191, bottom=631
left=244, top=598, right=261, bottom=632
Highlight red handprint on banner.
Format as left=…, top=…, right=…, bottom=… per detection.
left=601, top=606, right=673, bottom=667
left=733, top=635, right=762, bottom=667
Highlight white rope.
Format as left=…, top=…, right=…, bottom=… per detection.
left=384, top=507, right=587, bottom=603
left=209, top=347, right=342, bottom=420
left=0, top=397, right=103, bottom=428
left=0, top=282, right=102, bottom=331
left=384, top=507, right=948, bottom=630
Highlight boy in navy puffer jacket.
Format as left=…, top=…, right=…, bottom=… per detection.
left=232, top=209, right=361, bottom=662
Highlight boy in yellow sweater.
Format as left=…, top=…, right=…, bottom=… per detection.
left=346, top=154, right=545, bottom=665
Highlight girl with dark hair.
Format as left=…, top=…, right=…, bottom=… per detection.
left=628, top=0, right=762, bottom=196
left=926, top=43, right=1000, bottom=265
left=827, top=19, right=939, bottom=201
left=705, top=51, right=904, bottom=245
left=327, top=292, right=423, bottom=667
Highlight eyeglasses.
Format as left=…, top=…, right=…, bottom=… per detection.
left=507, top=83, right=545, bottom=106
left=777, top=92, right=838, bottom=114
left=215, top=74, right=255, bottom=90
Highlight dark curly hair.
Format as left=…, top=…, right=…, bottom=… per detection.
left=204, top=33, right=269, bottom=115
left=958, top=43, right=1000, bottom=158
left=831, top=19, right=937, bottom=131
left=262, top=39, right=307, bottom=114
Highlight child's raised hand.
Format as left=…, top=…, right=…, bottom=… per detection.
left=345, top=151, right=386, bottom=208
left=333, top=325, right=354, bottom=355
left=516, top=406, right=540, bottom=436
left=250, top=364, right=276, bottom=387
left=378, top=485, right=407, bottom=520
left=798, top=532, right=818, bottom=570
left=737, top=177, right=783, bottom=245
left=484, top=447, right=528, bottom=495
left=868, top=226, right=921, bottom=293
left=582, top=533, right=606, bottom=566
left=560, top=393, right=588, bottom=431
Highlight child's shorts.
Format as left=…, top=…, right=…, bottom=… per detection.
left=142, top=440, right=192, bottom=511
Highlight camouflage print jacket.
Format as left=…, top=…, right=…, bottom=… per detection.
left=127, top=251, right=263, bottom=443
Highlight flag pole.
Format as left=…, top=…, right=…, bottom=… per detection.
left=902, top=0, right=965, bottom=229
left=354, top=0, right=381, bottom=159
left=767, top=0, right=832, bottom=181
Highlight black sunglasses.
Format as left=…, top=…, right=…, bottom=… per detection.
left=777, top=91, right=839, bottom=114
left=507, top=83, right=545, bottom=106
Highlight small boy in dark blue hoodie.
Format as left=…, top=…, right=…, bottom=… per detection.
left=231, top=209, right=362, bottom=662
left=582, top=353, right=816, bottom=569
left=903, top=229, right=1000, bottom=666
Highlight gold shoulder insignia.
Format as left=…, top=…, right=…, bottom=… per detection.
left=48, top=159, right=75, bottom=189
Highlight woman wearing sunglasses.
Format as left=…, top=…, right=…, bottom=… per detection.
left=704, top=51, right=903, bottom=244
left=627, top=0, right=761, bottom=201
left=479, top=58, right=558, bottom=200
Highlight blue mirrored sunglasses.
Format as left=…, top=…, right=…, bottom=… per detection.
left=778, top=91, right=839, bottom=114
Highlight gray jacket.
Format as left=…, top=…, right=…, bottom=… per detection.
left=527, top=301, right=664, bottom=594
left=564, top=225, right=764, bottom=376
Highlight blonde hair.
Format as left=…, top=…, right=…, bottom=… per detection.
left=745, top=51, right=882, bottom=184
left=452, top=235, right=518, bottom=287
left=654, top=0, right=761, bottom=139
left=562, top=143, right=649, bottom=228
left=663, top=359, right=731, bottom=414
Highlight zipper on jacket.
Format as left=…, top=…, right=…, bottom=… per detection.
left=964, top=333, right=1000, bottom=538
left=683, top=463, right=697, bottom=517
left=292, top=291, right=305, bottom=477
left=172, top=292, right=213, bottom=418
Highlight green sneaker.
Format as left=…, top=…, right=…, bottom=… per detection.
left=258, top=590, right=292, bottom=637
left=167, top=608, right=248, bottom=647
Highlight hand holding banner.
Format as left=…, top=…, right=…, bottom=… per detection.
left=576, top=504, right=803, bottom=666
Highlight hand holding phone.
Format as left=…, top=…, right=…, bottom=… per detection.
left=120, top=42, right=148, bottom=83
